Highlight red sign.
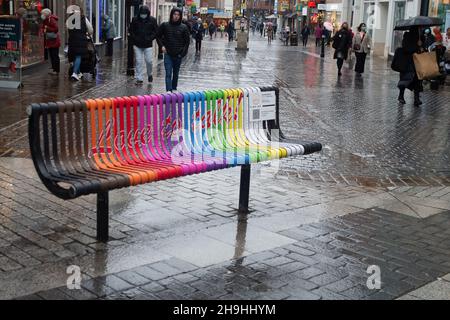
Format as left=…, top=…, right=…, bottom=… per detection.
left=308, top=1, right=316, bottom=8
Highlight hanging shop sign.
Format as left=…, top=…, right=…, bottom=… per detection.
left=0, top=16, right=22, bottom=88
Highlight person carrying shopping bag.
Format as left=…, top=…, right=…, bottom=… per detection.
left=351, top=23, right=371, bottom=77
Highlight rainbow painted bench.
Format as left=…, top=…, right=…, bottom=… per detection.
left=28, top=87, right=322, bottom=242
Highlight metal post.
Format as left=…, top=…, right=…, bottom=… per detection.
left=238, top=164, right=251, bottom=213
left=320, top=34, right=325, bottom=58
left=97, top=191, right=109, bottom=242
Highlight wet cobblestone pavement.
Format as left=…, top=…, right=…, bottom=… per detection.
left=0, top=35, right=450, bottom=300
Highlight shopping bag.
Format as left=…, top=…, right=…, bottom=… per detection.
left=348, top=54, right=355, bottom=69
left=413, top=51, right=441, bottom=80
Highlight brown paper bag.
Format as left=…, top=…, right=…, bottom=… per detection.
left=413, top=51, right=441, bottom=80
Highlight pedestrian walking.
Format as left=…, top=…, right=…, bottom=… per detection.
left=301, top=24, right=310, bottom=47
left=332, top=22, right=352, bottom=76
left=267, top=23, right=274, bottom=44
left=432, top=26, right=443, bottom=44
left=444, top=28, right=450, bottom=49
left=259, top=22, right=263, bottom=37
left=192, top=18, right=204, bottom=54
left=422, top=28, right=435, bottom=50
left=67, top=7, right=94, bottom=81
left=220, top=24, right=225, bottom=38
left=41, top=8, right=60, bottom=75
left=209, top=21, right=216, bottom=40
left=227, top=20, right=234, bottom=42
left=315, top=24, right=323, bottom=47
left=101, top=14, right=116, bottom=57
left=203, top=21, right=208, bottom=37
left=351, top=23, right=371, bottom=76
left=392, top=29, right=424, bottom=106
left=129, top=5, right=158, bottom=84
left=156, top=8, right=190, bottom=92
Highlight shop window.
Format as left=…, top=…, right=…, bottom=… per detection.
left=391, top=1, right=405, bottom=55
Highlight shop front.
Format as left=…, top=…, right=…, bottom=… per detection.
left=0, top=1, right=51, bottom=67
left=427, top=0, right=450, bottom=30
left=390, top=0, right=406, bottom=55
left=0, top=0, right=125, bottom=67
left=72, top=0, right=124, bottom=44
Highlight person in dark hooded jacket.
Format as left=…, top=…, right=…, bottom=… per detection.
left=156, top=8, right=190, bottom=92
left=129, top=5, right=158, bottom=84
left=102, top=14, right=116, bottom=57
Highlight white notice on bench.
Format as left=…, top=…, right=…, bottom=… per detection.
left=250, top=91, right=276, bottom=122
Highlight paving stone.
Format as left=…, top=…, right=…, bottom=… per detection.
left=115, top=270, right=153, bottom=286
left=133, top=265, right=168, bottom=281
left=95, top=275, right=134, bottom=292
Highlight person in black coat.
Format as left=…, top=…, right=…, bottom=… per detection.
left=393, top=29, right=424, bottom=106
left=156, top=8, right=190, bottom=92
left=332, top=22, right=352, bottom=76
left=129, top=5, right=158, bottom=84
left=192, top=18, right=205, bottom=54
left=301, top=25, right=310, bottom=47
left=67, top=8, right=94, bottom=81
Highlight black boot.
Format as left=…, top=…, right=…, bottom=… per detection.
left=414, top=91, right=422, bottom=106
left=398, top=89, right=405, bottom=104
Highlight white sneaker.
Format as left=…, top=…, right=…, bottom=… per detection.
left=71, top=73, right=80, bottom=81
left=78, top=73, right=83, bottom=79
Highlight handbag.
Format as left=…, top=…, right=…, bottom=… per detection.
left=413, top=51, right=441, bottom=80
left=46, top=32, right=57, bottom=39
left=353, top=33, right=365, bottom=51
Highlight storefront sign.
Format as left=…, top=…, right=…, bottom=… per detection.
left=200, top=7, right=208, bottom=14
left=317, top=4, right=326, bottom=11
left=0, top=17, right=22, bottom=88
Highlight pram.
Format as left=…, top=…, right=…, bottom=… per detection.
left=427, top=41, right=447, bottom=90
left=68, top=35, right=99, bottom=79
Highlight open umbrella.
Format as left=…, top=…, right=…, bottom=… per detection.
left=394, top=16, right=443, bottom=30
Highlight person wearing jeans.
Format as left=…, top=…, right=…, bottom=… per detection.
left=163, top=54, right=182, bottom=92
left=67, top=7, right=93, bottom=81
left=156, top=8, right=190, bottom=92
left=129, top=5, right=158, bottom=84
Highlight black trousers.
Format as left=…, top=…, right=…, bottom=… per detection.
left=195, top=39, right=202, bottom=52
left=337, top=58, right=344, bottom=71
left=302, top=36, right=308, bottom=47
left=48, top=47, right=60, bottom=73
left=355, top=52, right=367, bottom=73
left=106, top=39, right=114, bottom=56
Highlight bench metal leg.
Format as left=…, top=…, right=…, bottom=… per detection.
left=238, top=164, right=251, bottom=214
left=97, top=191, right=109, bottom=242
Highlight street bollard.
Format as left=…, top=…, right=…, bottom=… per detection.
left=321, top=34, right=325, bottom=58
left=127, top=34, right=134, bottom=76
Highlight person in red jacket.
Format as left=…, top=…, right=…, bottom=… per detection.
left=41, top=8, right=61, bottom=75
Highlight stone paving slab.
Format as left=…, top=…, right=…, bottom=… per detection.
left=12, top=208, right=450, bottom=300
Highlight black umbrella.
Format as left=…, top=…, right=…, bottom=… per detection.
left=394, top=16, right=443, bottom=30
